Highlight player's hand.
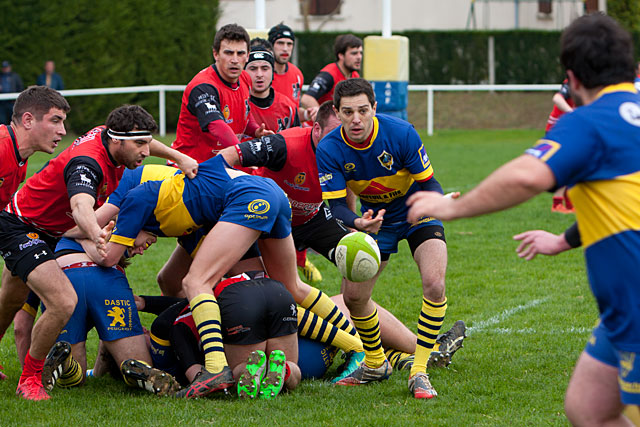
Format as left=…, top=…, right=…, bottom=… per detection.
left=133, top=295, right=146, bottom=311
left=176, top=154, right=198, bottom=178
left=306, top=107, right=319, bottom=123
left=255, top=123, right=275, bottom=138
left=94, top=220, right=115, bottom=258
left=355, top=209, right=385, bottom=234
left=406, top=191, right=456, bottom=223
left=513, top=230, right=571, bottom=260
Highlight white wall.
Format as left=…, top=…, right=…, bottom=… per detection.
left=218, top=0, right=601, bottom=33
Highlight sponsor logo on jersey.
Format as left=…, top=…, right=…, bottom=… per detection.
left=419, top=146, right=430, bottom=169
left=248, top=199, right=270, bottom=214
left=107, top=306, right=127, bottom=327
left=525, top=139, right=561, bottom=162
left=344, top=163, right=355, bottom=171
left=377, top=150, right=394, bottom=170
left=245, top=99, right=250, bottom=119
left=204, top=101, right=218, bottom=113
left=0, top=177, right=3, bottom=188
left=73, top=127, right=102, bottom=148
left=19, top=233, right=46, bottom=251
left=294, top=172, right=306, bottom=185
left=619, top=102, right=640, bottom=127
left=360, top=181, right=403, bottom=201
left=621, top=352, right=635, bottom=379
left=105, top=299, right=132, bottom=330
left=223, top=105, right=232, bottom=123
left=318, top=173, right=332, bottom=184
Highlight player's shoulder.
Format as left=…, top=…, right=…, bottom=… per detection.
left=316, top=126, right=344, bottom=155
left=274, top=90, right=298, bottom=109
left=376, top=114, right=414, bottom=134
left=287, top=62, right=303, bottom=75
left=320, top=62, right=339, bottom=74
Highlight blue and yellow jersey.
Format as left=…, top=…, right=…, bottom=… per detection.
left=527, top=83, right=640, bottom=352
left=106, top=164, right=180, bottom=209
left=316, top=114, right=435, bottom=222
left=110, top=157, right=232, bottom=246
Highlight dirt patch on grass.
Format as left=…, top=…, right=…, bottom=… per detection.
left=408, top=91, right=553, bottom=130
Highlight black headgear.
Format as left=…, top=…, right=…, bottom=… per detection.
left=268, top=24, right=295, bottom=45
left=246, top=48, right=275, bottom=69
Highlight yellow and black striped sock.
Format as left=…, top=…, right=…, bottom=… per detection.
left=57, top=356, right=83, bottom=388
left=411, top=297, right=447, bottom=376
left=385, top=348, right=413, bottom=370
left=300, top=287, right=357, bottom=337
left=190, top=293, right=228, bottom=373
left=297, top=307, right=363, bottom=353
left=351, top=308, right=386, bottom=368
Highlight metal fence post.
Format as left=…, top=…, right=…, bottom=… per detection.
left=159, top=86, right=166, bottom=137
left=427, top=86, right=434, bottom=136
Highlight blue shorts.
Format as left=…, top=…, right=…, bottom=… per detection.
left=58, top=265, right=143, bottom=344
left=371, top=217, right=443, bottom=255
left=220, top=176, right=291, bottom=239
left=585, top=320, right=640, bottom=405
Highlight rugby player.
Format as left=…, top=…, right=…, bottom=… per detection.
left=41, top=236, right=180, bottom=396
left=98, top=154, right=354, bottom=398
left=268, top=23, right=304, bottom=107
left=406, top=14, right=640, bottom=424
left=300, top=34, right=362, bottom=122
left=170, top=23, right=271, bottom=164
left=316, top=78, right=451, bottom=399
left=0, top=105, right=190, bottom=400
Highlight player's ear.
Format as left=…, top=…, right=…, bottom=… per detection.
left=21, top=111, right=35, bottom=129
left=372, top=101, right=377, bottom=114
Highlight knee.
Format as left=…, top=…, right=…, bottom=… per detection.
left=422, top=277, right=446, bottom=302
left=47, top=288, right=77, bottom=321
left=157, top=270, right=178, bottom=297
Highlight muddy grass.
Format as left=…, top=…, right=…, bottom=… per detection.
left=408, top=91, right=553, bottom=131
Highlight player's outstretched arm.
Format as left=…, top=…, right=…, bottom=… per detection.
left=407, top=155, right=555, bottom=223
left=513, top=230, right=572, bottom=260
left=150, top=139, right=198, bottom=178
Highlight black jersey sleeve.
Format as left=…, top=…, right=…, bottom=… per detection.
left=237, top=134, right=288, bottom=171
left=305, top=71, right=334, bottom=101
left=187, top=83, right=226, bottom=131
left=63, top=156, right=104, bottom=200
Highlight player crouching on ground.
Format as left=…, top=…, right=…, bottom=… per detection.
left=41, top=236, right=180, bottom=396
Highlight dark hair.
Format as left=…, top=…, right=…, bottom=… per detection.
left=334, top=34, right=363, bottom=61
left=268, top=23, right=295, bottom=45
left=213, top=23, right=250, bottom=53
left=250, top=37, right=273, bottom=53
left=12, top=85, right=70, bottom=124
left=333, top=78, right=375, bottom=109
left=560, top=13, right=635, bottom=88
left=106, top=105, right=157, bottom=133
left=316, top=100, right=337, bottom=129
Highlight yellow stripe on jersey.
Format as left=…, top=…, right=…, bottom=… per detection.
left=348, top=169, right=414, bottom=203
left=412, top=166, right=434, bottom=182
left=340, top=117, right=380, bottom=150
left=150, top=331, right=171, bottom=347
left=535, top=139, right=561, bottom=162
left=568, top=170, right=640, bottom=248
left=322, top=188, right=348, bottom=200
left=155, top=174, right=198, bottom=237
left=110, top=234, right=135, bottom=247
left=595, top=82, right=637, bottom=100
left=140, top=164, right=179, bottom=182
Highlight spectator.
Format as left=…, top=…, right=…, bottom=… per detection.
left=37, top=60, right=64, bottom=91
left=0, top=61, right=24, bottom=124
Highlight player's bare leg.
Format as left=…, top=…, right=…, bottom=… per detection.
left=157, top=244, right=191, bottom=297
left=565, top=352, right=630, bottom=426
left=0, top=267, right=30, bottom=347
left=13, top=309, right=36, bottom=368
left=408, top=238, right=447, bottom=399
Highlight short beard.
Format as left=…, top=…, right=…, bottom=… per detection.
left=275, top=56, right=288, bottom=65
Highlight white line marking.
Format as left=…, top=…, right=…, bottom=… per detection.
left=468, top=297, right=550, bottom=335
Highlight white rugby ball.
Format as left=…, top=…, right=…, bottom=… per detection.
left=335, top=232, right=381, bottom=282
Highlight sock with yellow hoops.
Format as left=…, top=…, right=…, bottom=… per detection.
left=297, top=307, right=364, bottom=353
left=410, top=297, right=447, bottom=377
left=57, top=356, right=83, bottom=388
left=300, top=287, right=357, bottom=336
left=351, top=308, right=386, bottom=368
left=190, top=293, right=228, bottom=373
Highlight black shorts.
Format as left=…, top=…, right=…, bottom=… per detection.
left=218, top=278, right=298, bottom=345
left=0, top=211, right=59, bottom=282
left=292, top=206, right=350, bottom=265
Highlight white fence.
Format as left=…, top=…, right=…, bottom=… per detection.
left=0, top=84, right=558, bottom=137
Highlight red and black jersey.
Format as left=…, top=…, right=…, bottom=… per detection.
left=249, top=88, right=300, bottom=133
left=306, top=62, right=360, bottom=105
left=235, top=127, right=323, bottom=226
left=172, top=65, right=251, bottom=163
left=272, top=62, right=304, bottom=105
left=0, top=125, right=27, bottom=210
left=545, top=79, right=575, bottom=132
left=6, top=126, right=124, bottom=236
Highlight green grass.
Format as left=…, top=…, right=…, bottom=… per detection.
left=0, top=129, right=592, bottom=426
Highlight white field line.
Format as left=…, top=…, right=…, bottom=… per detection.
left=468, top=297, right=551, bottom=335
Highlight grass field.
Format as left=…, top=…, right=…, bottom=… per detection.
left=0, top=129, right=591, bottom=426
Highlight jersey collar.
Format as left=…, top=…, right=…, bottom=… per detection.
left=250, top=87, right=275, bottom=109
left=7, top=124, right=25, bottom=166
left=340, top=116, right=379, bottom=150
left=595, top=82, right=637, bottom=100
left=212, top=64, right=239, bottom=89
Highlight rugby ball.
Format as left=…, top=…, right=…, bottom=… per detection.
left=335, top=232, right=381, bottom=282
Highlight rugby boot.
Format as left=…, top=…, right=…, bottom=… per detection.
left=120, top=359, right=181, bottom=396
left=42, top=341, right=72, bottom=391
left=175, top=365, right=234, bottom=399
left=298, top=258, right=323, bottom=284
left=237, top=350, right=267, bottom=399
left=436, top=320, right=467, bottom=360
left=333, top=358, right=392, bottom=385
left=259, top=350, right=287, bottom=399
left=332, top=350, right=365, bottom=383
left=16, top=376, right=50, bottom=401
left=408, top=371, right=437, bottom=399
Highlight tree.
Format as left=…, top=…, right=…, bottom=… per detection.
left=607, top=0, right=640, bottom=32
